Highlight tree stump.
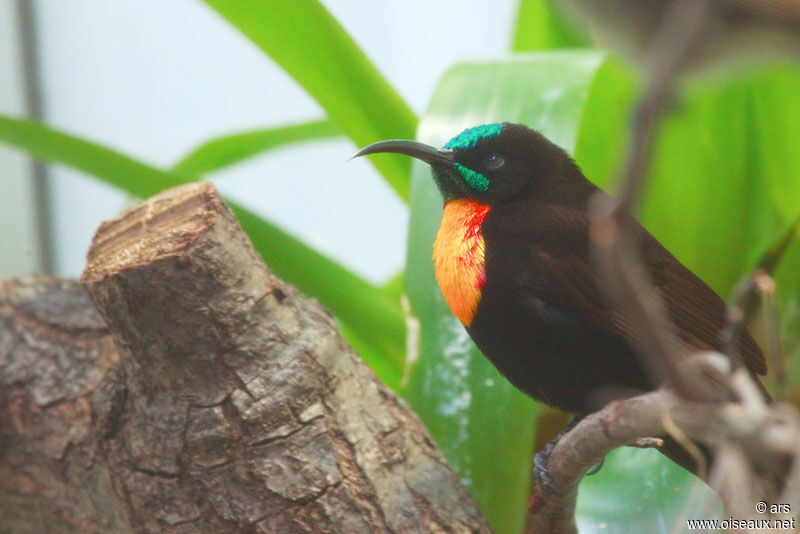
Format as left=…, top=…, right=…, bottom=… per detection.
left=0, top=182, right=491, bottom=533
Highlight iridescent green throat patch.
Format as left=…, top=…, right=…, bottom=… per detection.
left=455, top=163, right=490, bottom=191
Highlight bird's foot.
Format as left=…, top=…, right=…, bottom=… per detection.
left=534, top=443, right=606, bottom=495
left=533, top=439, right=560, bottom=495
left=533, top=415, right=605, bottom=494
left=533, top=416, right=583, bottom=494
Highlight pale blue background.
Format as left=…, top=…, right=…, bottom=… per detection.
left=0, top=0, right=519, bottom=283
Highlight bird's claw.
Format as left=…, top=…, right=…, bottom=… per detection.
left=533, top=441, right=561, bottom=495
left=533, top=415, right=605, bottom=495
left=534, top=448, right=605, bottom=495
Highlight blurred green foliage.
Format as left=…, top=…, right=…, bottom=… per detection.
left=1, top=0, right=798, bottom=532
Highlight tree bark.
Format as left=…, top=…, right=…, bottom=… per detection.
left=0, top=182, right=491, bottom=533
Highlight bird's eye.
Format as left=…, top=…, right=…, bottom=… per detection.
left=485, top=153, right=505, bottom=170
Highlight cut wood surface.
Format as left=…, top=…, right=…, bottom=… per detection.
left=0, top=182, right=491, bottom=533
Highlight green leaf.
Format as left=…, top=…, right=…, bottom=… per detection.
left=572, top=56, right=640, bottom=190
left=576, top=448, right=717, bottom=533
left=202, top=0, right=417, bottom=201
left=0, top=114, right=405, bottom=384
left=737, top=64, right=800, bottom=395
left=381, top=270, right=405, bottom=299
left=572, top=60, right=800, bottom=531
left=512, top=0, right=587, bottom=52
left=576, top=61, right=800, bottom=296
left=404, top=51, right=606, bottom=534
left=172, top=119, right=340, bottom=176
left=0, top=115, right=182, bottom=199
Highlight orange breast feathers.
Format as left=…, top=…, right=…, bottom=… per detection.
left=433, top=199, right=492, bottom=327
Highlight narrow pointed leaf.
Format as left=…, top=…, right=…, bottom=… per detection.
left=172, top=119, right=340, bottom=176
left=202, top=0, right=417, bottom=201
left=512, top=0, right=587, bottom=51
left=0, top=114, right=405, bottom=383
left=575, top=62, right=800, bottom=295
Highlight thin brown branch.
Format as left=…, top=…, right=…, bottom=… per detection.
left=527, top=354, right=798, bottom=533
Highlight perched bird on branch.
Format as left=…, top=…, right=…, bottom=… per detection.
left=355, top=122, right=766, bottom=475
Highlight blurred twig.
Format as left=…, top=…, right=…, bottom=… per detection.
left=723, top=217, right=800, bottom=396
left=527, top=355, right=798, bottom=533
left=590, top=0, right=715, bottom=400
left=529, top=0, right=800, bottom=530
left=722, top=270, right=776, bottom=367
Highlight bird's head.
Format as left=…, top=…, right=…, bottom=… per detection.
left=354, top=122, right=569, bottom=205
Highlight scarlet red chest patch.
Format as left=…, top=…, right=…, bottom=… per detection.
left=433, top=199, right=491, bottom=326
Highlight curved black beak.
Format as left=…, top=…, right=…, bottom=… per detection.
left=352, top=139, right=454, bottom=167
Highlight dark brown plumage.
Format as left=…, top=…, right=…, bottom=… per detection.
left=469, top=134, right=765, bottom=412
left=355, top=122, right=766, bottom=473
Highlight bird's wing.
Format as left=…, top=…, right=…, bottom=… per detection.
left=641, top=235, right=766, bottom=375
left=522, top=222, right=766, bottom=377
